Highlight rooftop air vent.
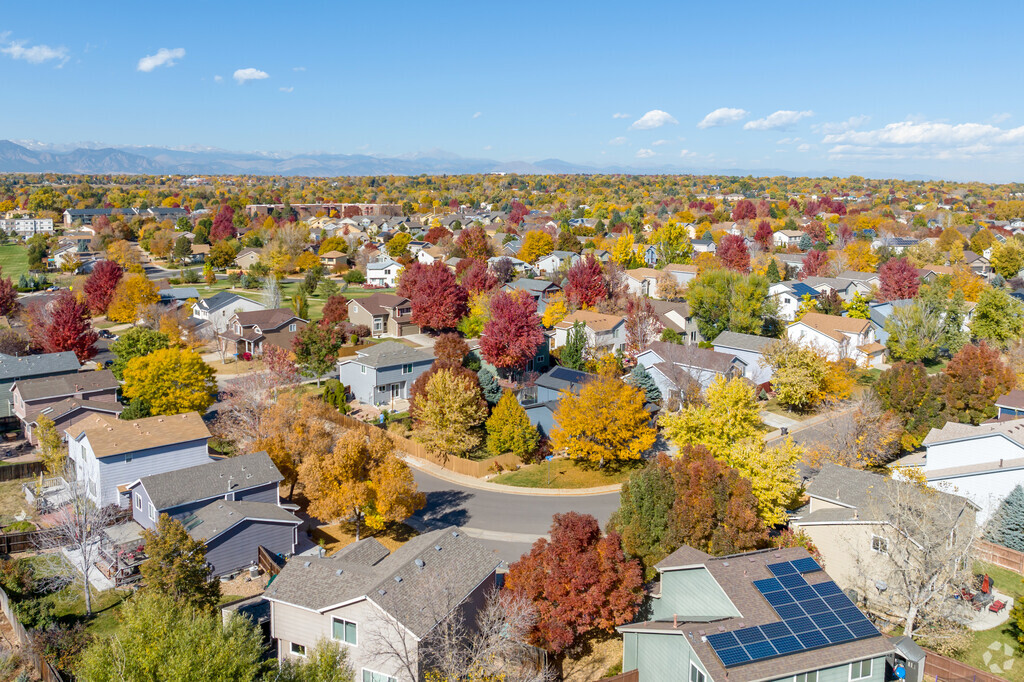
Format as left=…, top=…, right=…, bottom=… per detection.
left=415, top=559, right=425, bottom=568
left=434, top=545, right=442, bottom=551
left=394, top=576, right=403, bottom=583
left=451, top=531, right=459, bottom=538
left=336, top=569, right=344, bottom=576
left=303, top=561, right=311, bottom=568
left=378, top=589, right=386, bottom=596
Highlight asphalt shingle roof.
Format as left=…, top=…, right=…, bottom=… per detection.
left=184, top=500, right=300, bottom=542
left=0, top=352, right=80, bottom=381
left=711, top=331, right=773, bottom=354
left=136, top=451, right=282, bottom=511
left=71, top=412, right=211, bottom=458
left=13, top=370, right=117, bottom=401
left=196, top=291, right=262, bottom=313
left=351, top=341, right=433, bottom=369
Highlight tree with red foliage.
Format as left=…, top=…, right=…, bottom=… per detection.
left=731, top=199, right=757, bottom=221
left=448, top=198, right=459, bottom=211
left=480, top=290, right=545, bottom=374
left=718, top=234, right=751, bottom=273
left=754, top=220, right=774, bottom=251
left=433, top=333, right=470, bottom=367
left=806, top=221, right=828, bottom=243
left=27, top=291, right=98, bottom=362
left=211, top=204, right=236, bottom=242
left=0, top=274, right=16, bottom=318
left=405, top=262, right=467, bottom=331
left=509, top=200, right=528, bottom=226
left=800, top=249, right=829, bottom=278
left=564, top=256, right=606, bottom=308
left=319, top=294, right=349, bottom=328
left=83, top=260, right=124, bottom=314
left=624, top=296, right=663, bottom=363
left=454, top=225, right=493, bottom=260
left=423, top=225, right=452, bottom=245
left=459, top=258, right=498, bottom=294
left=943, top=342, right=1016, bottom=425
left=505, top=512, right=643, bottom=656
left=396, top=261, right=427, bottom=299
left=878, top=257, right=920, bottom=302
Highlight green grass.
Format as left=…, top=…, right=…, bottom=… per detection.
left=924, top=358, right=949, bottom=375
left=962, top=625, right=1021, bottom=682
left=974, top=561, right=1024, bottom=600
left=188, top=279, right=396, bottom=323
left=491, top=458, right=639, bottom=489
left=52, top=587, right=130, bottom=638
left=0, top=244, right=29, bottom=279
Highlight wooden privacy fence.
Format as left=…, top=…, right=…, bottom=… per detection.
left=599, top=671, right=638, bottom=682
left=0, top=460, right=44, bottom=482
left=974, top=539, right=1024, bottom=575
left=0, top=529, right=44, bottom=554
left=258, top=544, right=286, bottom=576
left=923, top=648, right=1004, bottom=682
left=0, top=585, right=64, bottom=682
left=325, top=412, right=522, bottom=478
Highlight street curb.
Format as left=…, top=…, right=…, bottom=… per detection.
left=401, top=454, right=622, bottom=497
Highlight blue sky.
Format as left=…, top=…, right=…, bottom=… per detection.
left=3, top=1, right=1024, bottom=181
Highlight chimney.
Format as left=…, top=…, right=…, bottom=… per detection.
left=853, top=509, right=858, bottom=520
left=673, top=614, right=678, bottom=627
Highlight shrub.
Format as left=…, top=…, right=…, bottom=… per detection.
left=31, top=622, right=91, bottom=672
left=0, top=559, right=34, bottom=599
left=343, top=270, right=365, bottom=284
left=13, top=596, right=54, bottom=630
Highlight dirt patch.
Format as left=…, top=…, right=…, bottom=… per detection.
left=312, top=522, right=418, bottom=556
left=562, top=634, right=623, bottom=682
left=0, top=607, right=33, bottom=681
left=219, top=570, right=271, bottom=598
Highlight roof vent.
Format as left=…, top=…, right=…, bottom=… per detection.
left=415, top=559, right=425, bottom=568
left=394, top=576, right=402, bottom=583
left=451, top=531, right=459, bottom=538
left=304, top=561, right=311, bottom=568
left=722, top=562, right=729, bottom=567
left=335, top=569, right=344, bottom=576
left=378, top=589, right=386, bottom=596
left=434, top=545, right=442, bottom=551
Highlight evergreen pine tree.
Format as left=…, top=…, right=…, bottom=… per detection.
left=629, top=364, right=662, bottom=403
left=485, top=391, right=540, bottom=457
left=477, top=367, right=503, bottom=405
left=798, top=234, right=812, bottom=251
left=766, top=259, right=781, bottom=284
left=986, top=484, right=1024, bottom=552
left=561, top=321, right=588, bottom=370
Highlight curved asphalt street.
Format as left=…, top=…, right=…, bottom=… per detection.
left=408, top=469, right=621, bottom=564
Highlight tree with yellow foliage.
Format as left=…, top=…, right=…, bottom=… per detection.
left=106, top=239, right=141, bottom=269
left=842, top=240, right=878, bottom=272
left=551, top=374, right=657, bottom=466
left=517, top=230, right=554, bottom=264
left=761, top=339, right=851, bottom=412
left=610, top=232, right=637, bottom=268
left=950, top=265, right=986, bottom=302
left=122, top=347, right=217, bottom=416
left=541, top=293, right=568, bottom=327
left=253, top=394, right=334, bottom=499
left=458, top=291, right=491, bottom=338
left=659, top=375, right=762, bottom=458
left=415, top=368, right=488, bottom=458
left=35, top=413, right=66, bottom=475
left=295, top=251, right=320, bottom=272
left=298, top=430, right=425, bottom=540
left=106, top=273, right=160, bottom=323
left=724, top=437, right=803, bottom=525
left=794, top=293, right=819, bottom=321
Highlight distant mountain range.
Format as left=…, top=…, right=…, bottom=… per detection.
left=0, top=139, right=938, bottom=180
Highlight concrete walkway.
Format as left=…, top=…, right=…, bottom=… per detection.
left=401, top=454, right=622, bottom=497
left=760, top=410, right=801, bottom=430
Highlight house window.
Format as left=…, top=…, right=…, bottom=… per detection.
left=690, top=663, right=706, bottom=682
left=870, top=535, right=888, bottom=554
left=373, top=318, right=383, bottom=332
left=362, top=671, right=396, bottom=682
left=850, top=660, right=872, bottom=681
left=290, top=642, right=307, bottom=657
left=332, top=617, right=357, bottom=645
left=402, top=364, right=413, bottom=374
left=148, top=503, right=156, bottom=522
left=360, top=365, right=366, bottom=374
left=796, top=672, right=818, bottom=682
left=134, top=493, right=141, bottom=509
left=289, top=323, right=297, bottom=332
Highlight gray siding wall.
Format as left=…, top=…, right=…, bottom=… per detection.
left=712, top=346, right=772, bottom=385
left=205, top=519, right=297, bottom=576
left=339, top=362, right=377, bottom=404
left=130, top=484, right=156, bottom=529
left=0, top=369, right=79, bottom=419
left=341, top=360, right=433, bottom=406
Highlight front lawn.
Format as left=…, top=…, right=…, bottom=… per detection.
left=0, top=244, right=29, bottom=279
left=491, top=458, right=637, bottom=489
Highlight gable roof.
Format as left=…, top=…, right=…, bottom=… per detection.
left=264, top=526, right=501, bottom=639
left=624, top=267, right=661, bottom=280
left=13, top=369, right=117, bottom=401
left=712, top=331, right=774, bottom=354
left=233, top=308, right=306, bottom=330
left=0, top=352, right=80, bottom=382
left=28, top=398, right=122, bottom=424
left=196, top=291, right=263, bottom=313
left=996, top=389, right=1024, bottom=411
left=350, top=341, right=433, bottom=369
left=923, top=418, right=1024, bottom=448
left=70, top=412, right=211, bottom=458
left=640, top=341, right=743, bottom=374
left=837, top=270, right=881, bottom=283
left=367, top=258, right=399, bottom=271
left=351, top=293, right=410, bottom=317
left=791, top=312, right=870, bottom=342
left=183, top=500, right=300, bottom=542
left=135, top=451, right=282, bottom=510
left=535, top=366, right=596, bottom=393
left=503, top=278, right=560, bottom=296
left=664, top=264, right=699, bottom=274
left=554, top=309, right=623, bottom=332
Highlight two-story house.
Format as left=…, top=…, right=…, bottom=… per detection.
left=787, top=313, right=885, bottom=366
left=534, top=250, right=580, bottom=276
left=191, top=292, right=266, bottom=334
left=265, top=526, right=501, bottom=682
left=651, top=300, right=703, bottom=345
left=0, top=351, right=81, bottom=422
left=617, top=546, right=894, bottom=682
left=126, top=451, right=300, bottom=576
left=347, top=294, right=419, bottom=338
left=769, top=282, right=822, bottom=321
left=338, top=341, right=434, bottom=406
left=67, top=412, right=212, bottom=508
left=518, top=366, right=597, bottom=436
left=12, top=370, right=121, bottom=443
left=663, top=263, right=699, bottom=286
left=773, top=229, right=806, bottom=248
left=502, top=278, right=561, bottom=316
left=622, top=268, right=663, bottom=298
left=635, top=341, right=746, bottom=396
left=552, top=310, right=626, bottom=354
left=218, top=309, right=308, bottom=357
left=235, top=248, right=262, bottom=270
left=711, top=331, right=774, bottom=385
left=367, top=258, right=402, bottom=288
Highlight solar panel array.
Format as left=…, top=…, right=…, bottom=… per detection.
left=705, top=558, right=879, bottom=668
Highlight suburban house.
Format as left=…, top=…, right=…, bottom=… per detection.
left=218, top=309, right=308, bottom=357
left=535, top=250, right=580, bottom=276
left=502, top=278, right=562, bottom=315
left=792, top=464, right=976, bottom=610
left=651, top=300, right=703, bottom=345
left=711, top=331, right=774, bottom=385
left=191, top=291, right=266, bottom=334
left=467, top=334, right=551, bottom=378
left=581, top=248, right=611, bottom=263
left=552, top=310, right=626, bottom=354
left=337, top=341, right=434, bottom=406
left=640, top=243, right=659, bottom=266
left=769, top=282, right=822, bottom=321
left=623, top=268, right=663, bottom=298
left=775, top=253, right=808, bottom=275
left=265, top=526, right=502, bottom=682
left=773, top=229, right=807, bottom=248
left=800, top=276, right=868, bottom=302
left=867, top=300, right=914, bottom=345
left=67, top=412, right=212, bottom=508
left=963, top=250, right=993, bottom=278
left=519, top=366, right=596, bottom=436
left=235, top=248, right=262, bottom=270
left=995, top=390, right=1024, bottom=420
left=319, top=250, right=347, bottom=268
left=11, top=370, right=120, bottom=443
left=126, top=451, right=300, bottom=577
left=489, top=256, right=535, bottom=277
left=635, top=341, right=746, bottom=396
left=0, top=351, right=81, bottom=422
left=347, top=294, right=419, bottom=338
left=617, top=546, right=893, bottom=682
left=918, top=419, right=1024, bottom=524
left=415, top=246, right=447, bottom=266
left=663, top=263, right=699, bottom=286
left=367, top=258, right=402, bottom=287
left=189, top=243, right=210, bottom=263
left=691, top=239, right=717, bottom=254
left=837, top=271, right=882, bottom=290
left=787, top=313, right=885, bottom=366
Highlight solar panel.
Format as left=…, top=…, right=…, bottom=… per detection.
left=707, top=632, right=740, bottom=650
left=736, top=627, right=767, bottom=645
left=773, top=603, right=804, bottom=620
left=761, top=622, right=792, bottom=639
left=763, top=590, right=796, bottom=607
left=716, top=646, right=751, bottom=667
left=847, top=620, right=881, bottom=638
left=834, top=607, right=865, bottom=624
left=796, top=629, right=829, bottom=649
left=778, top=573, right=807, bottom=589
left=822, top=625, right=854, bottom=644
left=800, top=597, right=830, bottom=614
left=768, top=561, right=798, bottom=576
left=744, top=640, right=777, bottom=660
left=791, top=557, right=822, bottom=573
left=753, top=578, right=784, bottom=593
left=770, top=636, right=803, bottom=655
left=810, top=611, right=841, bottom=629
left=812, top=581, right=843, bottom=597
left=789, top=586, right=817, bottom=601
left=786, top=616, right=817, bottom=633
left=825, top=594, right=854, bottom=610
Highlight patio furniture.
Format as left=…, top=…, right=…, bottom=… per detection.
left=989, top=600, right=1006, bottom=614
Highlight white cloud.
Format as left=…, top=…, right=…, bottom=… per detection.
left=813, top=115, right=870, bottom=135
left=136, top=47, right=185, bottom=72
left=743, top=110, right=814, bottom=131
left=823, top=119, right=1024, bottom=161
left=472, top=112, right=482, bottom=119
left=279, top=86, right=294, bottom=93
left=776, top=137, right=802, bottom=145
left=293, top=66, right=306, bottom=72
left=631, top=110, right=678, bottom=130
left=213, top=75, right=223, bottom=83
left=652, top=139, right=670, bottom=146
left=697, top=107, right=748, bottom=129
left=635, top=148, right=656, bottom=158
left=612, top=113, right=631, bottom=119
left=608, top=136, right=628, bottom=146
left=483, top=145, right=493, bottom=151
left=991, top=112, right=1012, bottom=124
left=0, top=34, right=68, bottom=65
left=233, top=68, right=269, bottom=84
left=679, top=149, right=697, bottom=158
left=797, top=143, right=811, bottom=152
